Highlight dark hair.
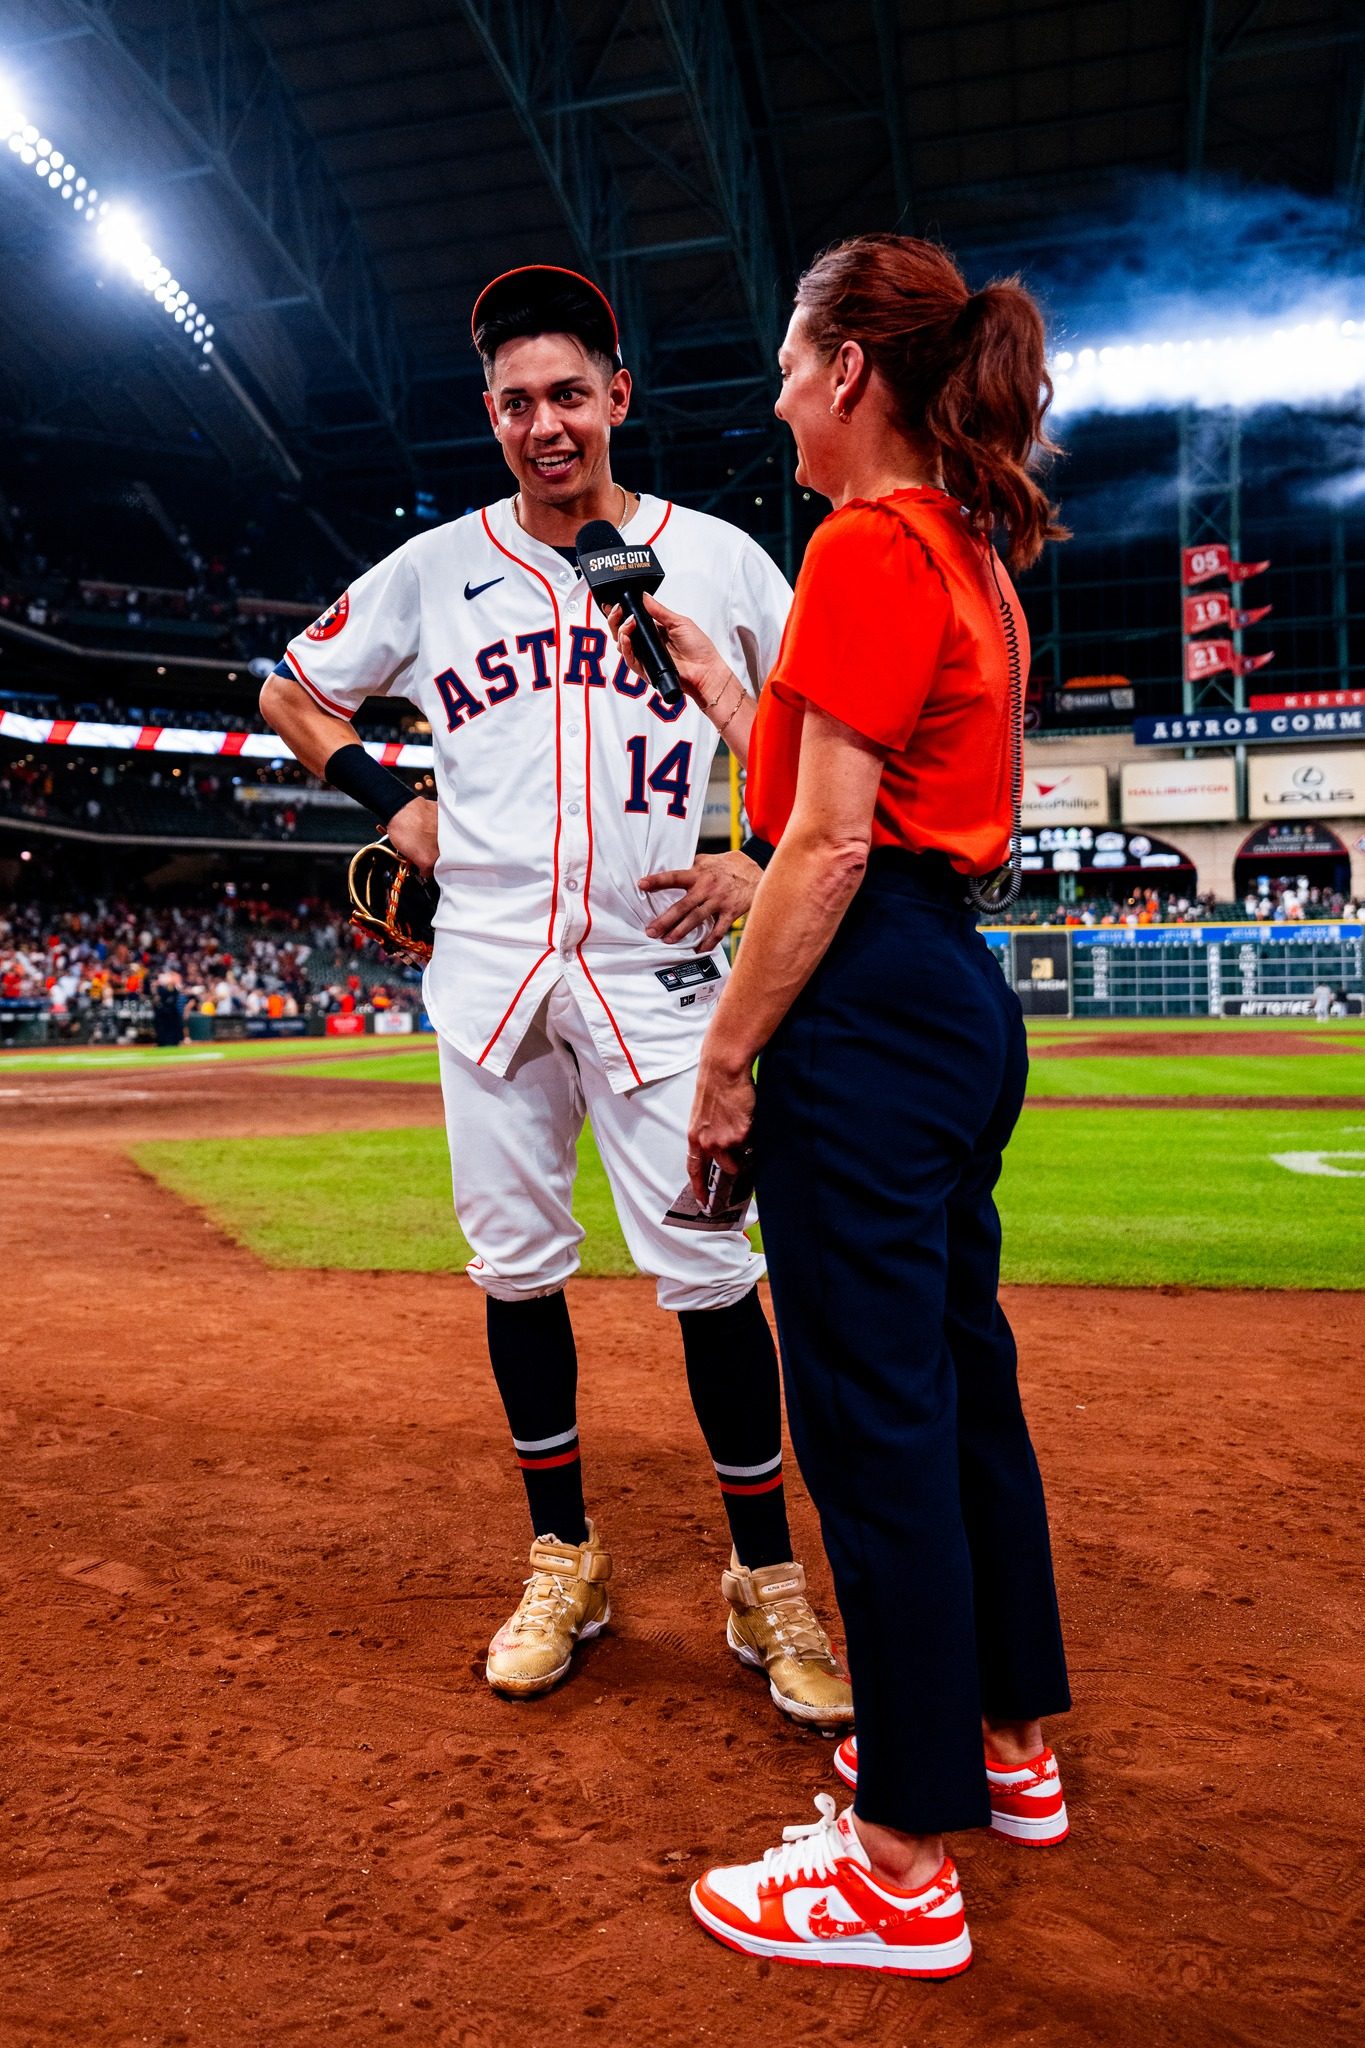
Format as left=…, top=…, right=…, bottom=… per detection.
left=475, top=281, right=618, bottom=384
left=794, top=233, right=1067, bottom=569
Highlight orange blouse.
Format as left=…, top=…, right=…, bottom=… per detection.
left=746, top=487, right=1027, bottom=874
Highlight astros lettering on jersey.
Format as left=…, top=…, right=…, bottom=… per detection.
left=282, top=493, right=792, bottom=1091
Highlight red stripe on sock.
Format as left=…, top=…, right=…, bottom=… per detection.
left=515, top=1448, right=582, bottom=1471
left=718, top=1471, right=784, bottom=1496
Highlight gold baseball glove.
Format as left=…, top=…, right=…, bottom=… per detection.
left=346, top=836, right=438, bottom=963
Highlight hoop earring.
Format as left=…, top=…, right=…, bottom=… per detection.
left=829, top=403, right=851, bottom=424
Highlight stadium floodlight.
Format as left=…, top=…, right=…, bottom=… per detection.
left=1049, top=316, right=1365, bottom=416
left=1, top=88, right=216, bottom=355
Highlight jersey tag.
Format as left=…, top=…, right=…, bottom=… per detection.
left=654, top=957, right=722, bottom=994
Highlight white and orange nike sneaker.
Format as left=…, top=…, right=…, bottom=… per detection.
left=689, top=1794, right=973, bottom=1977
left=832, top=1736, right=1069, bottom=1846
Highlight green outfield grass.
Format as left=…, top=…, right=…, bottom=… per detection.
left=1026, top=1051, right=1365, bottom=1098
left=133, top=1099, right=1365, bottom=1290
left=285, top=1048, right=441, bottom=1084
left=13, top=1018, right=1359, bottom=1288
left=0, top=1037, right=417, bottom=1075
left=269, top=1037, right=1365, bottom=1100
left=1000, top=1107, right=1363, bottom=1286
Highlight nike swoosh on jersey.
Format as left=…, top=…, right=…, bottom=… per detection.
left=464, top=576, right=505, bottom=600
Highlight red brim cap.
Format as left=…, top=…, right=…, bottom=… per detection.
left=470, top=264, right=622, bottom=362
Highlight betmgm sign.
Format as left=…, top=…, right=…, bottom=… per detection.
left=1010, top=933, right=1073, bottom=1016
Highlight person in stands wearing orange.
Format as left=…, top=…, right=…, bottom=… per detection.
left=613, top=234, right=1072, bottom=1977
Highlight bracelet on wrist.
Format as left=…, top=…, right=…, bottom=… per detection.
left=706, top=672, right=744, bottom=731
left=325, top=742, right=417, bottom=827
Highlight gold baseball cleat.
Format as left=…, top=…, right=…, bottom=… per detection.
left=722, top=1554, right=855, bottom=1729
left=486, top=1521, right=612, bottom=1697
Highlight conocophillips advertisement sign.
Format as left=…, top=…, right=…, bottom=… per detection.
left=1120, top=760, right=1238, bottom=824
left=1248, top=749, right=1365, bottom=819
left=1021, top=764, right=1108, bottom=825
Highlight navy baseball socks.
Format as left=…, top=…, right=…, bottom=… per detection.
left=484, top=1285, right=794, bottom=1567
left=677, top=1287, right=794, bottom=1570
left=681, top=1289, right=852, bottom=1729
left=485, top=1291, right=589, bottom=1545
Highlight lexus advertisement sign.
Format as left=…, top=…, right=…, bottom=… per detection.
left=1248, top=749, right=1365, bottom=819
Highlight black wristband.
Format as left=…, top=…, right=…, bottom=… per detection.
left=325, top=742, right=417, bottom=827
left=740, top=833, right=776, bottom=871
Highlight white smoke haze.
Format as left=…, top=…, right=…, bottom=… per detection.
left=1310, top=468, right=1365, bottom=504
left=1046, top=412, right=1365, bottom=541
left=1033, top=177, right=1365, bottom=421
left=1049, top=468, right=1181, bottom=544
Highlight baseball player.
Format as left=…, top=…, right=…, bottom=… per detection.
left=259, top=266, right=851, bottom=1728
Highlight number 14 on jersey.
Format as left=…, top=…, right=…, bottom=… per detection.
left=624, top=736, right=692, bottom=819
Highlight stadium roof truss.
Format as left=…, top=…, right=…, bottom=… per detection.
left=2, top=1, right=1365, bottom=510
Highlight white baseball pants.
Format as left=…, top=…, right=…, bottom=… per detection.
left=436, top=982, right=764, bottom=1312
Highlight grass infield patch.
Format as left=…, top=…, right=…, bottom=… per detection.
left=1026, top=1051, right=1365, bottom=1098
left=284, top=1048, right=441, bottom=1084
left=133, top=1124, right=638, bottom=1277
left=275, top=1041, right=1365, bottom=1101
left=0, top=1038, right=417, bottom=1075
left=1000, top=1107, right=1363, bottom=1287
left=133, top=1104, right=1365, bottom=1290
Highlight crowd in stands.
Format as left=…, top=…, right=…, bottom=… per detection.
left=1007, top=882, right=1359, bottom=926
left=0, top=484, right=346, bottom=666
left=1008, top=888, right=1219, bottom=927
left=2, top=869, right=1360, bottom=1046
left=0, top=895, right=422, bottom=1040
left=0, top=580, right=306, bottom=666
left=1236, top=877, right=1358, bottom=921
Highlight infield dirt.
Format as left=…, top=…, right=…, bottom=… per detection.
left=2, top=1057, right=1361, bottom=2048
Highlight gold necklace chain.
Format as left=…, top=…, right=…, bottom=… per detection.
left=514, top=481, right=630, bottom=537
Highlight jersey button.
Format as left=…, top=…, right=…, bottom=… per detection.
left=567, top=722, right=582, bottom=738
left=567, top=800, right=581, bottom=816
left=565, top=878, right=581, bottom=893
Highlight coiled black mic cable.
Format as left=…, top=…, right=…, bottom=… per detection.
left=968, top=551, right=1025, bottom=916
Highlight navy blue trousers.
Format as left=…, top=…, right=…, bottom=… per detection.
left=754, top=855, right=1070, bottom=1837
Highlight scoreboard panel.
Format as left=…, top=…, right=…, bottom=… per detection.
left=981, top=924, right=1364, bottom=1017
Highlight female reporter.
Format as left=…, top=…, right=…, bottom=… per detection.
left=617, top=234, right=1072, bottom=1976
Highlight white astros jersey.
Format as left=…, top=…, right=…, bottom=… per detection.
left=283, top=493, right=792, bottom=1093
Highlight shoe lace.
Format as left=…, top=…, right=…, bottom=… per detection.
left=509, top=1569, right=573, bottom=1639
left=765, top=1593, right=836, bottom=1665
left=758, top=1795, right=846, bottom=1888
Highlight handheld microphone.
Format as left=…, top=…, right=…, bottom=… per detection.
left=575, top=520, right=683, bottom=704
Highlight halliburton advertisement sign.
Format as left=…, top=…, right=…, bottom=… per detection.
left=1248, top=749, right=1365, bottom=820
left=1021, top=764, right=1108, bottom=825
left=1120, top=760, right=1238, bottom=824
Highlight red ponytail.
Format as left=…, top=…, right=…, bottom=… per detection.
left=794, top=233, right=1067, bottom=570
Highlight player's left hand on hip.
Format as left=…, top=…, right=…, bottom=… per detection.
left=687, top=1051, right=756, bottom=1200
left=640, top=851, right=763, bottom=949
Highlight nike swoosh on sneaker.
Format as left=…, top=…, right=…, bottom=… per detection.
left=464, top=576, right=504, bottom=600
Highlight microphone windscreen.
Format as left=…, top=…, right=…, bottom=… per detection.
left=575, top=519, right=623, bottom=555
